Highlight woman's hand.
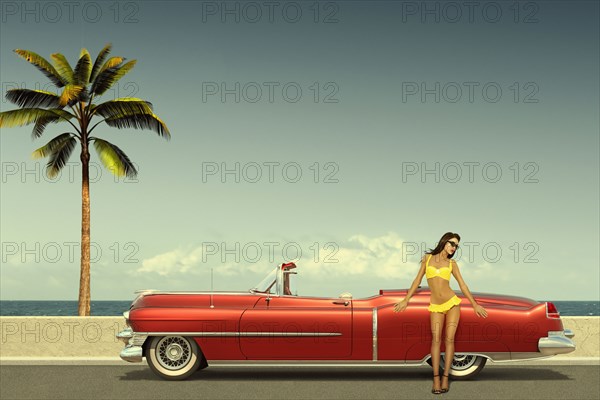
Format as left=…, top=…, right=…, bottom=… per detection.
left=474, top=304, right=488, bottom=318
left=393, top=299, right=408, bottom=313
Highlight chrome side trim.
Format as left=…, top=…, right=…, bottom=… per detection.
left=498, top=353, right=556, bottom=362
left=208, top=361, right=421, bottom=366
left=418, top=351, right=567, bottom=363
left=372, top=308, right=378, bottom=361
left=207, top=352, right=550, bottom=366
left=418, top=352, right=501, bottom=364
left=133, top=331, right=342, bottom=337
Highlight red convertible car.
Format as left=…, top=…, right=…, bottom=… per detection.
left=116, top=262, right=576, bottom=380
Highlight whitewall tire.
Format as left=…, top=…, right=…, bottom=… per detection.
left=146, top=336, right=202, bottom=380
left=427, top=354, right=487, bottom=380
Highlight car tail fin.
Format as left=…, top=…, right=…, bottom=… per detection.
left=545, top=302, right=560, bottom=319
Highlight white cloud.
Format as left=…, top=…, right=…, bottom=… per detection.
left=135, top=244, right=274, bottom=277
left=136, top=245, right=202, bottom=276
left=300, top=231, right=418, bottom=280
left=135, top=232, right=420, bottom=281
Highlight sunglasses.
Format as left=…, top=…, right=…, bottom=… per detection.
left=447, top=241, right=459, bottom=249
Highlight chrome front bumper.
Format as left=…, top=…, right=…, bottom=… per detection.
left=538, top=329, right=576, bottom=356
left=116, top=327, right=147, bottom=363
left=120, top=344, right=144, bottom=362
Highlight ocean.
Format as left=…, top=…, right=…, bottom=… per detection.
left=0, top=300, right=598, bottom=316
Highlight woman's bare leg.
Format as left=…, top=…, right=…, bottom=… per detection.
left=442, top=305, right=460, bottom=389
left=430, top=311, right=445, bottom=391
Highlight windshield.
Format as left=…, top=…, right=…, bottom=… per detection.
left=250, top=268, right=277, bottom=293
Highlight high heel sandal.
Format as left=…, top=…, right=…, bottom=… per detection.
left=441, top=373, right=450, bottom=393
left=431, top=374, right=442, bottom=395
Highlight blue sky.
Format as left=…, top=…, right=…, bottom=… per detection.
left=1, top=1, right=598, bottom=301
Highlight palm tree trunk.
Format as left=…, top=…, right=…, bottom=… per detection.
left=78, top=147, right=91, bottom=316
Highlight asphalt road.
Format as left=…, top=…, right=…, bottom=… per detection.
left=1, top=364, right=599, bottom=400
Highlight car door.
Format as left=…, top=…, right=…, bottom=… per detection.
left=239, top=296, right=352, bottom=359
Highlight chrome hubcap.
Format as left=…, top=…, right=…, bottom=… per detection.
left=167, top=344, right=183, bottom=361
left=156, top=337, right=191, bottom=370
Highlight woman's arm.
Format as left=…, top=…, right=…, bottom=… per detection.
left=458, top=282, right=478, bottom=306
left=451, top=260, right=478, bottom=305
left=394, top=256, right=426, bottom=312
left=452, top=260, right=488, bottom=317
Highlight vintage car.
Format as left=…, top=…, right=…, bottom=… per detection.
left=116, top=262, right=576, bottom=380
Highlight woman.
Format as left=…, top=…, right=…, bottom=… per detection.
left=393, top=232, right=488, bottom=394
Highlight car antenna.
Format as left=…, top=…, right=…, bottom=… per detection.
left=210, top=268, right=214, bottom=309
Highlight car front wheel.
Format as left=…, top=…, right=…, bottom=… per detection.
left=427, top=354, right=487, bottom=380
left=146, top=336, right=202, bottom=380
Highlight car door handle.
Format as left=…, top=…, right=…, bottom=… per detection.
left=333, top=301, right=350, bottom=306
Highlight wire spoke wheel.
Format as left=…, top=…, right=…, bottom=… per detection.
left=157, top=336, right=192, bottom=370
left=442, top=354, right=478, bottom=371
left=146, top=336, right=203, bottom=380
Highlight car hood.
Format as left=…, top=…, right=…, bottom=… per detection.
left=130, top=290, right=261, bottom=309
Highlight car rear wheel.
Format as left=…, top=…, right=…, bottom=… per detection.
left=427, top=354, right=487, bottom=380
left=146, top=336, right=202, bottom=380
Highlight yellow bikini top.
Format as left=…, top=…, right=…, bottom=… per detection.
left=425, top=254, right=452, bottom=281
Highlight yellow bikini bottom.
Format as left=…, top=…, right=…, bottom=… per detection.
left=428, top=295, right=462, bottom=314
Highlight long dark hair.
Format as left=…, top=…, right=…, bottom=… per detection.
left=424, top=232, right=461, bottom=260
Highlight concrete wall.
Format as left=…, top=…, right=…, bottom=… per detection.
left=0, top=316, right=597, bottom=359
left=562, top=317, right=599, bottom=359
left=0, top=317, right=127, bottom=358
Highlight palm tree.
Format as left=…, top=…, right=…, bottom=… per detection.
left=0, top=43, right=170, bottom=316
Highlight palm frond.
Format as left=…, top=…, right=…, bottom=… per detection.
left=104, top=112, right=170, bottom=139
left=59, top=84, right=85, bottom=107
left=45, top=136, right=78, bottom=178
left=91, top=137, right=137, bottom=178
left=13, top=49, right=66, bottom=87
left=0, top=108, right=75, bottom=128
left=5, top=89, right=61, bottom=108
left=91, top=60, right=136, bottom=96
left=51, top=53, right=75, bottom=84
left=32, top=110, right=76, bottom=140
left=92, top=98, right=154, bottom=119
left=73, top=49, right=92, bottom=86
left=32, top=133, right=76, bottom=159
left=32, top=117, right=57, bottom=139
left=99, top=56, right=124, bottom=74
left=89, top=43, right=112, bottom=84
left=31, top=111, right=76, bottom=139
